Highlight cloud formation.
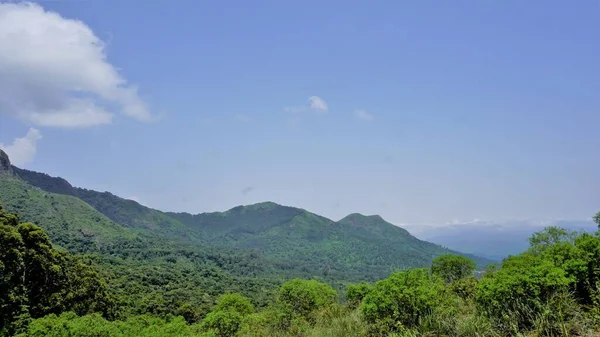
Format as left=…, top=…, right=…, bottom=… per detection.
left=354, top=109, right=374, bottom=121
left=285, top=96, right=328, bottom=114
left=309, top=96, right=328, bottom=111
left=0, top=128, right=42, bottom=166
left=0, top=3, right=152, bottom=128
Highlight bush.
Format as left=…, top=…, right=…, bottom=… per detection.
left=476, top=252, right=573, bottom=333
left=14, top=312, right=205, bottom=337
left=200, top=311, right=243, bottom=337
left=277, top=279, right=337, bottom=320
left=431, top=254, right=476, bottom=283
left=450, top=276, right=478, bottom=300
left=361, top=268, right=446, bottom=334
left=214, top=293, right=254, bottom=316
left=345, top=282, right=372, bottom=307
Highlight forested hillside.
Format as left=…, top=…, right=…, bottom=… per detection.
left=0, top=149, right=495, bottom=335
left=3, top=204, right=600, bottom=336
left=0, top=150, right=599, bottom=336
left=7, top=154, right=491, bottom=281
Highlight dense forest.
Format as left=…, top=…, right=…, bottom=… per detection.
left=9, top=164, right=490, bottom=275
left=2, top=152, right=600, bottom=336
left=2, top=205, right=600, bottom=336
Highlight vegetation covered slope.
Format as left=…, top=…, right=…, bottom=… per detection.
left=0, top=176, right=135, bottom=252
left=12, top=166, right=199, bottom=242
left=169, top=205, right=491, bottom=280
left=8, top=210, right=600, bottom=337
left=0, top=176, right=303, bottom=322
left=10, top=161, right=492, bottom=282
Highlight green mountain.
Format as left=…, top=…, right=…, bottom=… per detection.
left=169, top=206, right=490, bottom=281
left=1, top=149, right=491, bottom=284
left=11, top=166, right=201, bottom=242
left=0, top=174, right=136, bottom=252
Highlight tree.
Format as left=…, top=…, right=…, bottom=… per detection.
left=345, top=282, right=372, bottom=307
left=200, top=311, right=243, bottom=337
left=477, top=250, right=574, bottom=332
left=277, top=279, right=337, bottom=320
left=594, top=211, right=600, bottom=230
left=528, top=226, right=578, bottom=252
left=431, top=254, right=476, bottom=283
left=213, top=293, right=254, bottom=316
left=0, top=206, right=113, bottom=335
left=361, top=268, right=446, bottom=334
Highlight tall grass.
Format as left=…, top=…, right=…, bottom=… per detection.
left=239, top=292, right=600, bottom=337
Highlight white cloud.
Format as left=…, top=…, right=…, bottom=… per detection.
left=27, top=99, right=113, bottom=128
left=0, top=2, right=153, bottom=128
left=354, top=109, right=374, bottom=121
left=309, top=96, right=328, bottom=111
left=285, top=96, right=328, bottom=114
left=0, top=128, right=42, bottom=166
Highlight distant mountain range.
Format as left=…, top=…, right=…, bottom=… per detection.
left=0, top=149, right=492, bottom=284
left=413, top=219, right=597, bottom=260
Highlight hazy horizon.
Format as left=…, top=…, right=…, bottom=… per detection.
left=1, top=1, right=599, bottom=226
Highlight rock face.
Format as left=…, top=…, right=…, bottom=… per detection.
left=0, top=149, right=13, bottom=175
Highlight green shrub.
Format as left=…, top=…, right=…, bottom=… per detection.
left=431, top=254, right=476, bottom=283
left=277, top=279, right=337, bottom=320
left=477, top=252, right=573, bottom=333
left=15, top=312, right=205, bottom=337
left=345, top=282, right=372, bottom=307
left=450, top=276, right=478, bottom=300
left=200, top=311, right=243, bottom=337
left=361, top=268, right=446, bottom=334
left=214, top=293, right=255, bottom=316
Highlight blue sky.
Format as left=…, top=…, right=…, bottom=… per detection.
left=1, top=0, right=599, bottom=225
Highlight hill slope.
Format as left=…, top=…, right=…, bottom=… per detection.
left=11, top=166, right=197, bottom=240
left=0, top=175, right=136, bottom=252
left=4, top=150, right=491, bottom=282
left=168, top=205, right=492, bottom=280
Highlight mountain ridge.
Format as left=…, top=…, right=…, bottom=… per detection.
left=0, top=149, right=493, bottom=282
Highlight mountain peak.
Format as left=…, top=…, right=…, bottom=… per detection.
left=226, top=201, right=283, bottom=213
left=248, top=201, right=280, bottom=208
left=340, top=213, right=384, bottom=223
left=0, top=149, right=13, bottom=175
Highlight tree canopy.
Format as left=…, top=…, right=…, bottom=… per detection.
left=431, top=254, right=476, bottom=283
left=0, top=205, right=113, bottom=335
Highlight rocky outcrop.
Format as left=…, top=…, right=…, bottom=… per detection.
left=0, top=149, right=13, bottom=175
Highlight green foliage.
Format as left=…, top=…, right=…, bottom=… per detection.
left=345, top=282, right=372, bottom=307
left=15, top=312, right=209, bottom=337
left=304, top=305, right=365, bottom=337
left=528, top=226, right=579, bottom=252
left=0, top=206, right=113, bottom=335
left=13, top=165, right=493, bottom=283
left=476, top=226, right=600, bottom=335
left=0, top=177, right=135, bottom=252
left=431, top=254, right=476, bottom=283
left=361, top=268, right=446, bottom=334
left=449, top=276, right=478, bottom=300
left=5, top=166, right=492, bottom=301
left=214, top=294, right=255, bottom=316
left=477, top=252, right=573, bottom=332
left=277, top=279, right=337, bottom=320
left=4, top=164, right=600, bottom=336
left=200, top=311, right=243, bottom=337
left=197, top=293, right=254, bottom=337
left=5, top=215, right=600, bottom=337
